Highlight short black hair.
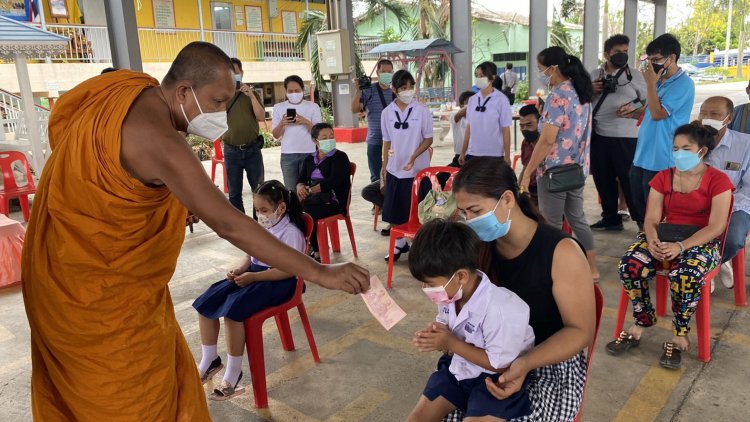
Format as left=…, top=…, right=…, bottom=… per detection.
left=646, top=33, right=681, bottom=60
left=476, top=61, right=498, bottom=79
left=284, top=75, right=304, bottom=90
left=377, top=59, right=394, bottom=70
left=162, top=41, right=234, bottom=89
left=101, top=67, right=118, bottom=74
left=392, top=69, right=415, bottom=90
left=230, top=57, right=242, bottom=71
left=604, top=34, right=630, bottom=53
left=311, top=122, right=333, bottom=140
left=458, top=90, right=474, bottom=106
left=408, top=219, right=480, bottom=281
left=518, top=104, right=540, bottom=119
left=675, top=121, right=718, bottom=156
left=506, top=63, right=513, bottom=70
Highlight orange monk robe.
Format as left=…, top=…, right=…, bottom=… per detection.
left=21, top=71, right=211, bottom=421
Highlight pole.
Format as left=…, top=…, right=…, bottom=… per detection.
left=35, top=0, right=52, bottom=63
left=198, top=0, right=205, bottom=41
left=528, top=0, right=549, bottom=96
left=103, top=0, right=143, bottom=71
left=450, top=0, right=472, bottom=96
left=583, top=0, right=601, bottom=71
left=725, top=0, right=733, bottom=68
left=15, top=53, right=45, bottom=176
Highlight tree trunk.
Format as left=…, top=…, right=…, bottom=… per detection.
left=738, top=29, right=746, bottom=79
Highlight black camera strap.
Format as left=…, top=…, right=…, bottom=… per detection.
left=375, top=84, right=393, bottom=109
left=592, top=65, right=629, bottom=119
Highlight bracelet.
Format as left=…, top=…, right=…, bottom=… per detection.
left=676, top=241, right=685, bottom=254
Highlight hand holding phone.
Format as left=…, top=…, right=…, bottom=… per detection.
left=286, top=108, right=297, bottom=119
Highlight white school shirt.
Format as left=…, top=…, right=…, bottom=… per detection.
left=465, top=88, right=513, bottom=157
left=434, top=271, right=535, bottom=381
left=450, top=110, right=467, bottom=155
left=251, top=215, right=306, bottom=267
left=272, top=100, right=323, bottom=154
left=381, top=100, right=433, bottom=179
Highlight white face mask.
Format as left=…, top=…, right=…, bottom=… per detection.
left=701, top=116, right=728, bottom=132
left=257, top=207, right=282, bottom=229
left=475, top=77, right=490, bottom=90
left=287, top=92, right=304, bottom=104
left=397, top=89, right=416, bottom=104
left=180, top=87, right=228, bottom=140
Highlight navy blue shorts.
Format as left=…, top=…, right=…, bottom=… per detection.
left=423, top=355, right=531, bottom=420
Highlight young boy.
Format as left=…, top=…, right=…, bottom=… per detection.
left=407, top=219, right=535, bottom=422
left=449, top=91, right=476, bottom=167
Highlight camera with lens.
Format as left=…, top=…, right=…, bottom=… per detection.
left=601, top=74, right=619, bottom=94
left=358, top=75, right=372, bottom=90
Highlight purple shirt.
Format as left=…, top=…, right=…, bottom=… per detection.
left=538, top=80, right=591, bottom=177
left=310, top=149, right=337, bottom=181
left=251, top=215, right=306, bottom=268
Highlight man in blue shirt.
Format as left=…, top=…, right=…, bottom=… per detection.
left=730, top=80, right=750, bottom=134
left=701, top=96, right=750, bottom=289
left=352, top=59, right=395, bottom=183
left=618, top=34, right=694, bottom=230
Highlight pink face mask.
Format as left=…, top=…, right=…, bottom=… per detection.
left=422, top=273, right=463, bottom=305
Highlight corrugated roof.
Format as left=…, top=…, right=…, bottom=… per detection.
left=368, top=38, right=462, bottom=57
left=0, top=15, right=67, bottom=57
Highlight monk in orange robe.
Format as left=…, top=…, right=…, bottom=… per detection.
left=22, top=42, right=369, bottom=420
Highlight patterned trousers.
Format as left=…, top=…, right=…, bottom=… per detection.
left=619, top=234, right=720, bottom=336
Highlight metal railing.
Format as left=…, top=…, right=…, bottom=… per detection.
left=32, top=24, right=381, bottom=64
left=0, top=89, right=50, bottom=145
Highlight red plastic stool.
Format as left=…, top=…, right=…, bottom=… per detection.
left=732, top=248, right=748, bottom=306
left=211, top=140, right=228, bottom=194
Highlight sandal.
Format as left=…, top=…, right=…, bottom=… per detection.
left=659, top=342, right=682, bottom=369
left=605, top=331, right=641, bottom=356
left=200, top=356, right=223, bottom=385
left=209, top=371, right=245, bottom=401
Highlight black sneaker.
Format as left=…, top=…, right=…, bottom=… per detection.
left=384, top=243, right=410, bottom=262
left=380, top=226, right=391, bottom=237
left=590, top=219, right=623, bottom=231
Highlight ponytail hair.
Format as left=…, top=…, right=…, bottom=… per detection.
left=537, top=46, right=593, bottom=104
left=452, top=157, right=543, bottom=223
left=253, top=180, right=306, bottom=233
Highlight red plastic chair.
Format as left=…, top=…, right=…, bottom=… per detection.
left=317, top=162, right=358, bottom=264
left=511, top=153, right=521, bottom=171
left=243, top=213, right=320, bottom=408
left=386, top=166, right=460, bottom=288
left=211, top=139, right=228, bottom=194
left=0, top=151, right=36, bottom=222
left=374, top=148, right=433, bottom=231
left=613, top=201, right=733, bottom=363
left=574, top=284, right=604, bottom=422
left=732, top=247, right=747, bottom=306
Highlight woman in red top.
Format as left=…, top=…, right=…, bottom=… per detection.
left=607, top=123, right=733, bottom=369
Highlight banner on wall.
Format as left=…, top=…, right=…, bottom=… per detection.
left=0, top=0, right=31, bottom=21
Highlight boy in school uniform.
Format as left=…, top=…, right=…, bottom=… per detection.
left=407, top=219, right=535, bottom=422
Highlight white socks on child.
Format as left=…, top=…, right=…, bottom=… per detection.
left=223, top=354, right=244, bottom=385
left=199, top=344, right=219, bottom=374
left=395, top=237, right=407, bottom=250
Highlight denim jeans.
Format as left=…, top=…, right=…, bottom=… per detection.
left=367, top=143, right=383, bottom=183
left=224, top=143, right=264, bottom=214
left=723, top=210, right=750, bottom=263
left=280, top=153, right=310, bottom=190
left=629, top=166, right=659, bottom=227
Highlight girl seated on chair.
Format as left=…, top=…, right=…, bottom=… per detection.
left=296, top=122, right=351, bottom=262
left=607, top=122, right=733, bottom=369
left=193, top=180, right=307, bottom=400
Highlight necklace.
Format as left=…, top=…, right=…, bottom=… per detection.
left=676, top=166, right=706, bottom=193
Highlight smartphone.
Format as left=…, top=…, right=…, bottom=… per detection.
left=286, top=108, right=297, bottom=119
left=537, top=97, right=545, bottom=110
left=630, top=98, right=646, bottom=111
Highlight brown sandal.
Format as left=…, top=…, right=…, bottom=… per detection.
left=606, top=330, right=641, bottom=356
left=659, top=342, right=682, bottom=369
left=209, top=372, right=245, bottom=401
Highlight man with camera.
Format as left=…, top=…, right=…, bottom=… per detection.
left=352, top=59, right=395, bottom=183
left=588, top=34, right=646, bottom=231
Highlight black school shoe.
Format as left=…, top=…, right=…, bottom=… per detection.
left=384, top=243, right=410, bottom=262
left=590, top=219, right=624, bottom=231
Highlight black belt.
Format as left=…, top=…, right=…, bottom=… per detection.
left=224, top=138, right=262, bottom=150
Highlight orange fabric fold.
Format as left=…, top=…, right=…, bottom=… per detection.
left=21, top=71, right=210, bottom=421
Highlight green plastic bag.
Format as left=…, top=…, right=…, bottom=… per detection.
left=418, top=175, right=457, bottom=224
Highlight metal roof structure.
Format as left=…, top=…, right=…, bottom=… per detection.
left=367, top=38, right=462, bottom=57
left=0, top=15, right=67, bottom=59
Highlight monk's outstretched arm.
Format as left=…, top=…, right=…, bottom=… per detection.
left=121, top=116, right=369, bottom=294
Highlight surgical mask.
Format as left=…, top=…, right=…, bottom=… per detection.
left=465, top=200, right=512, bottom=242
left=521, top=130, right=540, bottom=143
left=701, top=117, right=728, bottom=132
left=378, top=72, right=393, bottom=85
left=537, top=67, right=553, bottom=87
left=475, top=77, right=490, bottom=90
left=672, top=150, right=702, bottom=172
left=181, top=87, right=228, bottom=140
left=318, top=139, right=336, bottom=154
left=397, top=89, right=416, bottom=104
left=257, top=208, right=282, bottom=229
left=610, top=52, right=629, bottom=69
left=422, top=273, right=463, bottom=305
left=287, top=92, right=304, bottom=104
left=234, top=74, right=242, bottom=90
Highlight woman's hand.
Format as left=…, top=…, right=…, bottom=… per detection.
left=296, top=184, right=310, bottom=201
left=660, top=242, right=682, bottom=261
left=310, top=184, right=322, bottom=194
left=485, top=356, right=531, bottom=400
left=647, top=237, right=667, bottom=261
left=234, top=272, right=257, bottom=287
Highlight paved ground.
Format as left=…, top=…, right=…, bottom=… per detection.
left=1, top=84, right=749, bottom=421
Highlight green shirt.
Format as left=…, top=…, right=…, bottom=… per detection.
left=222, top=92, right=261, bottom=146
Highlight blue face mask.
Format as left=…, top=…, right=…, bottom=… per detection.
left=672, top=149, right=702, bottom=172
left=465, top=200, right=512, bottom=242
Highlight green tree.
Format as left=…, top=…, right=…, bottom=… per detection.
left=550, top=8, right=583, bottom=56
left=672, top=0, right=726, bottom=55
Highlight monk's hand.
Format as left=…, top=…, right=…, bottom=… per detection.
left=234, top=272, right=257, bottom=287
left=313, top=263, right=370, bottom=294
left=485, top=356, right=530, bottom=400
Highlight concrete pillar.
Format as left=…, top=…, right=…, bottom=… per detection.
left=653, top=0, right=667, bottom=38
left=528, top=0, right=548, bottom=96
left=450, top=0, right=473, bottom=97
left=623, top=0, right=638, bottom=67
left=328, top=0, right=357, bottom=127
left=583, top=0, right=600, bottom=71
left=14, top=53, right=44, bottom=175
left=103, top=0, right=142, bottom=71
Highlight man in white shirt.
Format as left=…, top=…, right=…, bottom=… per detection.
left=500, top=63, right=518, bottom=105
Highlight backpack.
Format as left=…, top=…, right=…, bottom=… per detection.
left=418, top=175, right=457, bottom=224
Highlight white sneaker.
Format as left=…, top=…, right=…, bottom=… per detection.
left=719, top=261, right=734, bottom=289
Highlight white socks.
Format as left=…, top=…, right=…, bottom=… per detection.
left=199, top=344, right=219, bottom=374
left=223, top=354, right=244, bottom=385
left=395, top=237, right=407, bottom=250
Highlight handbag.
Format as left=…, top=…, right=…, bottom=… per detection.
left=657, top=223, right=701, bottom=242
left=418, top=175, right=457, bottom=224
left=539, top=163, right=586, bottom=193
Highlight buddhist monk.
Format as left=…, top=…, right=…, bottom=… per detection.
left=21, top=41, right=369, bottom=420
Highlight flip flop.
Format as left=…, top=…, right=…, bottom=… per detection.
left=200, top=356, right=223, bottom=385
left=210, top=372, right=245, bottom=401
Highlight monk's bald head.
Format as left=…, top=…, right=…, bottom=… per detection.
left=162, top=42, right=234, bottom=89
left=700, top=96, right=734, bottom=118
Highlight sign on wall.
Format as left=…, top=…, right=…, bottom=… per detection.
left=245, top=6, right=263, bottom=32
left=152, top=0, right=175, bottom=28
left=281, top=10, right=297, bottom=34
left=0, top=0, right=29, bottom=21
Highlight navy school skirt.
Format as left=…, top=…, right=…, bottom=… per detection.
left=192, top=263, right=297, bottom=321
left=382, top=172, right=433, bottom=226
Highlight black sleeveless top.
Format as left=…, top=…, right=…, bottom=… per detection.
left=485, top=223, right=572, bottom=345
